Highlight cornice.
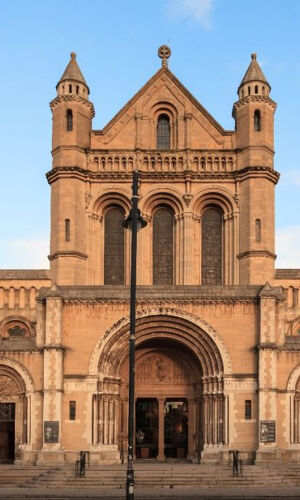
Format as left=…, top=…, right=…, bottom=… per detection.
left=46, top=165, right=280, bottom=185
left=38, top=284, right=261, bottom=304
left=50, top=94, right=95, bottom=118
left=233, top=95, right=277, bottom=111
left=238, top=250, right=277, bottom=260
left=48, top=250, right=88, bottom=261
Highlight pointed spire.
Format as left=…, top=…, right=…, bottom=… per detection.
left=56, top=52, right=89, bottom=94
left=238, top=53, right=270, bottom=93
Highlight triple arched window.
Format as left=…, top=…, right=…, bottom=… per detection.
left=102, top=204, right=223, bottom=285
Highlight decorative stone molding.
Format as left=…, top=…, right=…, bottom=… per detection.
left=89, top=307, right=233, bottom=377
left=0, top=356, right=35, bottom=393
left=48, top=251, right=88, bottom=261
left=49, top=94, right=95, bottom=117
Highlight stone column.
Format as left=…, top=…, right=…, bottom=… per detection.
left=256, top=284, right=280, bottom=461
left=37, top=294, right=64, bottom=464
left=183, top=213, right=195, bottom=284
left=157, top=398, right=165, bottom=461
left=187, top=399, right=195, bottom=460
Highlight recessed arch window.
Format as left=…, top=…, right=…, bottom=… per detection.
left=65, top=219, right=70, bottom=242
left=104, top=206, right=125, bottom=285
left=157, top=114, right=170, bottom=150
left=153, top=206, right=174, bottom=284
left=255, top=218, right=261, bottom=242
left=66, top=109, right=73, bottom=132
left=1, top=320, right=31, bottom=339
left=201, top=207, right=223, bottom=285
left=254, top=109, right=261, bottom=131
left=255, top=85, right=259, bottom=94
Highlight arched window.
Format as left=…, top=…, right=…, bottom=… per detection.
left=255, top=85, right=259, bottom=94
left=157, top=114, right=170, bottom=150
left=201, top=207, right=223, bottom=285
left=66, top=109, right=73, bottom=131
left=104, top=207, right=125, bottom=285
left=69, top=84, right=72, bottom=93
left=76, top=85, right=79, bottom=95
left=248, top=86, right=251, bottom=95
left=153, top=206, right=174, bottom=284
left=254, top=109, right=261, bottom=131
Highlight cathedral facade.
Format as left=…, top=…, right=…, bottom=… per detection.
left=0, top=47, right=299, bottom=465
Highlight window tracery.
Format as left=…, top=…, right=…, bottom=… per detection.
left=157, top=114, right=170, bottom=150
left=1, top=320, right=31, bottom=339
left=201, top=207, right=223, bottom=285
left=153, top=206, right=174, bottom=284
left=104, top=206, right=125, bottom=285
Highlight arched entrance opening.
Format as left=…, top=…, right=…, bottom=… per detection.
left=91, top=311, right=231, bottom=462
left=120, top=338, right=202, bottom=460
left=0, top=365, right=27, bottom=463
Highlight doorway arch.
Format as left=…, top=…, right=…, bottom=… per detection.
left=0, top=362, right=32, bottom=462
left=90, top=309, right=232, bottom=461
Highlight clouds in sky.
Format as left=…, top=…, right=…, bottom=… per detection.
left=276, top=225, right=300, bottom=268
left=1, top=238, right=49, bottom=269
left=167, top=0, right=214, bottom=28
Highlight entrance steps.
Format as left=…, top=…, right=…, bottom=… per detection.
left=2, top=462, right=300, bottom=489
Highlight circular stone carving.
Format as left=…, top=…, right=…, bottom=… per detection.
left=158, top=45, right=171, bottom=66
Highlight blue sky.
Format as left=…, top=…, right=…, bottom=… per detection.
left=0, top=0, right=299, bottom=268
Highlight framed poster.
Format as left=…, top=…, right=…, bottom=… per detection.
left=44, top=421, right=59, bottom=443
left=260, top=421, right=276, bottom=442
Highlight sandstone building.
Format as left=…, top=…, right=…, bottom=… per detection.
left=0, top=47, right=299, bottom=465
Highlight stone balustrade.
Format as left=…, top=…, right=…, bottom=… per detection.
left=89, top=151, right=236, bottom=173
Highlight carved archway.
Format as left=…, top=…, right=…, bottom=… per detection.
left=0, top=362, right=32, bottom=462
left=89, top=310, right=231, bottom=460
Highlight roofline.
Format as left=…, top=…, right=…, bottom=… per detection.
left=92, top=66, right=233, bottom=137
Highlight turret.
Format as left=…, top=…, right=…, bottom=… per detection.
left=233, top=54, right=279, bottom=284
left=50, top=52, right=94, bottom=169
left=48, top=53, right=94, bottom=285
left=233, top=53, right=276, bottom=168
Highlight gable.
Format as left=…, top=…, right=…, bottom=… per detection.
left=91, top=68, right=234, bottom=150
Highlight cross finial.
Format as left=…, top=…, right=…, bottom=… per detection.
left=158, top=45, right=171, bottom=68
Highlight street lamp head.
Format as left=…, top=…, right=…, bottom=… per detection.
left=122, top=209, right=147, bottom=231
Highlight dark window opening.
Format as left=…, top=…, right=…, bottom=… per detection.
left=104, top=207, right=125, bottom=285
left=157, top=114, right=170, bottom=149
left=69, top=84, right=72, bottom=93
left=254, top=109, right=261, bottom=131
left=248, top=86, right=251, bottom=95
left=65, top=219, right=70, bottom=241
left=76, top=85, right=79, bottom=94
left=66, top=109, right=73, bottom=132
left=201, top=207, right=223, bottom=285
left=255, top=85, right=259, bottom=94
left=245, top=400, right=251, bottom=420
left=153, top=206, right=174, bottom=284
left=69, top=401, right=76, bottom=420
left=255, top=218, right=261, bottom=242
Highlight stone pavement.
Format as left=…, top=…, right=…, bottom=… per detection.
left=0, top=487, right=300, bottom=499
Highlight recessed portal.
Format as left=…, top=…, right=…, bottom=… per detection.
left=164, top=399, right=188, bottom=459
left=0, top=403, right=15, bottom=462
left=135, top=398, right=158, bottom=459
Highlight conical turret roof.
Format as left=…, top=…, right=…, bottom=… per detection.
left=238, top=53, right=270, bottom=90
left=56, top=52, right=89, bottom=91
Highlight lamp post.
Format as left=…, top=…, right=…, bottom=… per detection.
left=122, top=170, right=147, bottom=500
